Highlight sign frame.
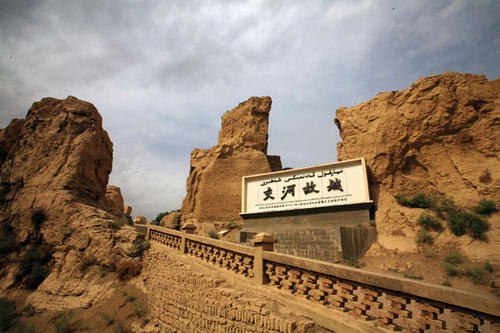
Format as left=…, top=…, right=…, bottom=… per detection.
left=240, top=157, right=371, bottom=215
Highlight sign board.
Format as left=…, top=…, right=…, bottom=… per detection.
left=241, top=158, right=371, bottom=215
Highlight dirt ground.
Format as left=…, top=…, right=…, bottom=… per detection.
left=3, top=273, right=149, bottom=333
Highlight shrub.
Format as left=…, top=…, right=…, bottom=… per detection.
left=446, top=208, right=489, bottom=239
left=417, top=214, right=442, bottom=231
left=396, top=193, right=435, bottom=209
left=444, top=264, right=462, bottom=277
left=473, top=199, right=498, bottom=216
left=416, top=230, right=433, bottom=245
left=111, top=219, right=125, bottom=230
left=224, top=221, right=237, bottom=230
left=465, top=268, right=484, bottom=284
left=128, top=238, right=150, bottom=257
left=434, top=196, right=456, bottom=218
left=116, top=261, right=142, bottom=281
left=0, top=297, right=16, bottom=332
left=208, top=230, right=219, bottom=239
left=485, top=260, right=494, bottom=273
left=442, top=279, right=452, bottom=287
left=54, top=312, right=81, bottom=333
left=346, top=257, right=365, bottom=268
left=155, top=212, right=169, bottom=223
left=479, top=169, right=491, bottom=183
left=101, top=313, right=114, bottom=326
left=113, top=321, right=127, bottom=333
left=403, top=272, right=423, bottom=280
left=125, top=214, right=133, bottom=225
left=17, top=246, right=52, bottom=290
left=22, top=303, right=35, bottom=317
left=444, top=252, right=463, bottom=266
left=133, top=302, right=147, bottom=318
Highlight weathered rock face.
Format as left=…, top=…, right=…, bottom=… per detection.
left=181, top=97, right=282, bottom=232
left=160, top=211, right=181, bottom=229
left=0, top=96, right=139, bottom=310
left=133, top=216, right=147, bottom=225
left=0, top=118, right=25, bottom=168
left=104, top=185, right=125, bottom=213
left=335, top=72, right=500, bottom=260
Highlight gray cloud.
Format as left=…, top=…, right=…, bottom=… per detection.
left=1, top=0, right=499, bottom=219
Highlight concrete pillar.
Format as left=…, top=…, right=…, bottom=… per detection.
left=252, top=232, right=276, bottom=285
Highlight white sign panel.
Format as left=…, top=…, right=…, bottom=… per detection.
left=241, top=158, right=371, bottom=214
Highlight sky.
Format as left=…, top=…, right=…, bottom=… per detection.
left=1, top=0, right=499, bottom=220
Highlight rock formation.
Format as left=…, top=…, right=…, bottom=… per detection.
left=335, top=72, right=499, bottom=261
left=160, top=211, right=181, bottom=229
left=104, top=185, right=125, bottom=213
left=133, top=216, right=147, bottom=225
left=180, top=96, right=282, bottom=233
left=0, top=96, right=139, bottom=310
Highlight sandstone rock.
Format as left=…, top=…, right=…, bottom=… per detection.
left=335, top=72, right=500, bottom=261
left=180, top=97, right=282, bottom=229
left=0, top=118, right=25, bottom=168
left=160, top=211, right=181, bottom=229
left=0, top=96, right=140, bottom=310
left=124, top=205, right=132, bottom=216
left=104, top=185, right=124, bottom=213
left=133, top=216, right=147, bottom=225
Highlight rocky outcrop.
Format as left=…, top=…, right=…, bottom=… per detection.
left=335, top=72, right=499, bottom=260
left=0, top=96, right=140, bottom=310
left=0, top=118, right=25, bottom=168
left=133, top=216, right=147, bottom=225
left=180, top=97, right=282, bottom=233
left=104, top=185, right=124, bottom=213
left=160, top=211, right=181, bottom=229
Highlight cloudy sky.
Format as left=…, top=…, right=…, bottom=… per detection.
left=1, top=0, right=499, bottom=220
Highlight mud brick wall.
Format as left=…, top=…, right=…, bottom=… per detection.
left=273, top=229, right=342, bottom=262
left=145, top=247, right=326, bottom=333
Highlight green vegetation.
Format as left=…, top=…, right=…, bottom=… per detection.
left=111, top=218, right=125, bottom=230
left=128, top=237, right=150, bottom=257
left=446, top=208, right=489, bottom=239
left=54, top=312, right=81, bottom=333
left=224, top=221, right=237, bottom=230
left=0, top=297, right=16, bottom=332
left=465, top=268, right=484, bottom=284
left=416, top=230, right=433, bottom=245
left=346, top=257, right=365, bottom=269
left=22, top=303, right=35, bottom=317
left=442, top=279, right=452, bottom=287
left=125, top=214, right=133, bottom=225
left=444, top=264, right=462, bottom=277
left=403, top=272, right=423, bottom=280
left=444, top=252, right=463, bottom=266
left=133, top=302, right=147, bottom=318
left=395, top=193, right=436, bottom=209
left=473, top=199, right=498, bottom=216
left=113, top=321, right=127, bottom=333
left=154, top=209, right=180, bottom=224
left=17, top=246, right=53, bottom=290
left=485, top=260, right=494, bottom=273
left=417, top=214, right=442, bottom=231
left=208, top=230, right=219, bottom=239
left=100, top=313, right=114, bottom=326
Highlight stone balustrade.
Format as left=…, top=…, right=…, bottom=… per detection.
left=147, top=225, right=500, bottom=333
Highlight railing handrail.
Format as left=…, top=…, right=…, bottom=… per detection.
left=147, top=224, right=500, bottom=318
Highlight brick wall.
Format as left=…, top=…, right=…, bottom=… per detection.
left=145, top=247, right=327, bottom=333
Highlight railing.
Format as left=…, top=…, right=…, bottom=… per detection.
left=147, top=225, right=500, bottom=333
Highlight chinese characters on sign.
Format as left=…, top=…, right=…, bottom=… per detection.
left=242, top=159, right=371, bottom=214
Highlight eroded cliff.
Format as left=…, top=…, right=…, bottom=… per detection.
left=335, top=72, right=499, bottom=262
